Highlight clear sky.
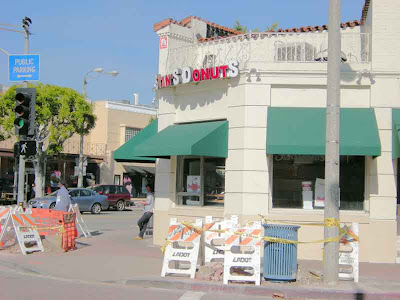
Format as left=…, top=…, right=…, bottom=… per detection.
left=0, top=0, right=366, bottom=105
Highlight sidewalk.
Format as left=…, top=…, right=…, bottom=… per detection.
left=0, top=221, right=399, bottom=300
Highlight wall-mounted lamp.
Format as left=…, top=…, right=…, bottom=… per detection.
left=246, top=68, right=261, bottom=82
left=356, top=69, right=375, bottom=85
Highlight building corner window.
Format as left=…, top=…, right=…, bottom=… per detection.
left=176, top=156, right=225, bottom=207
left=272, top=155, right=365, bottom=211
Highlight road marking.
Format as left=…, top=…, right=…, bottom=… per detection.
left=179, top=291, right=205, bottom=300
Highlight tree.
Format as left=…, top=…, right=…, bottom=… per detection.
left=233, top=20, right=279, bottom=33
left=0, top=83, right=96, bottom=198
left=266, top=22, right=279, bottom=32
left=233, top=20, right=247, bottom=33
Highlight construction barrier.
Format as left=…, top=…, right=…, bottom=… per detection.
left=69, top=204, right=91, bottom=238
left=0, top=211, right=44, bottom=255
left=223, top=221, right=262, bottom=286
left=30, top=208, right=76, bottom=252
left=161, top=218, right=203, bottom=279
left=339, top=222, right=359, bottom=283
left=204, top=215, right=239, bottom=264
left=158, top=215, right=359, bottom=284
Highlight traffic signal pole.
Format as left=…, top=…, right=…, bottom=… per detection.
left=17, top=20, right=29, bottom=205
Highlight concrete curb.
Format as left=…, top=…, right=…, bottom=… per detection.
left=123, top=277, right=400, bottom=300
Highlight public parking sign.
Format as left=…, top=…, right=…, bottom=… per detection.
left=9, top=54, right=40, bottom=82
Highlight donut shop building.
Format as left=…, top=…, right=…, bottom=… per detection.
left=114, top=0, right=400, bottom=263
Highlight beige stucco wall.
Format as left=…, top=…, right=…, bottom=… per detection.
left=89, top=101, right=156, bottom=184
left=153, top=0, right=400, bottom=263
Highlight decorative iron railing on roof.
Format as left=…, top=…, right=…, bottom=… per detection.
left=163, top=32, right=370, bottom=74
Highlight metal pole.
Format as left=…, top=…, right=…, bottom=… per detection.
left=78, top=78, right=86, bottom=188
left=17, top=21, right=29, bottom=205
left=323, top=0, right=341, bottom=285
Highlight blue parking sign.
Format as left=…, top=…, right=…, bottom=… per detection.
left=9, top=54, right=40, bottom=82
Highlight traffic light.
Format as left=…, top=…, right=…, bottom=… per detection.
left=14, top=87, right=36, bottom=137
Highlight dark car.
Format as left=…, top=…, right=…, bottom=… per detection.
left=91, top=185, right=131, bottom=211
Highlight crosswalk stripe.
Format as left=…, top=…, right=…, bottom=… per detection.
left=178, top=291, right=205, bottom=300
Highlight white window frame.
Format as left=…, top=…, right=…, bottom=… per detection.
left=125, top=127, right=141, bottom=142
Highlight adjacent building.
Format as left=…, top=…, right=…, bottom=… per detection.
left=116, top=0, right=399, bottom=263
left=0, top=92, right=156, bottom=198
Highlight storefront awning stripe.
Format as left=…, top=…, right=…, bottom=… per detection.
left=113, top=120, right=158, bottom=163
left=392, top=109, right=400, bottom=159
left=267, top=108, right=381, bottom=156
left=132, top=120, right=228, bottom=158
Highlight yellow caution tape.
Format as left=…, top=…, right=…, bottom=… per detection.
left=20, top=225, right=65, bottom=234
left=160, top=217, right=359, bottom=253
left=324, top=218, right=340, bottom=227
left=181, top=221, right=202, bottom=234
left=160, top=239, right=172, bottom=254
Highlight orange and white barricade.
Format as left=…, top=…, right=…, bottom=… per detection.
left=0, top=211, right=44, bottom=255
left=339, top=223, right=359, bottom=282
left=161, top=218, right=203, bottom=279
left=204, top=215, right=239, bottom=264
left=223, top=221, right=262, bottom=286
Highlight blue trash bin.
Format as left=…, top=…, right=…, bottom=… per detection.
left=263, top=224, right=300, bottom=281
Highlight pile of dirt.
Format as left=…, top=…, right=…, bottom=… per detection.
left=0, top=235, right=65, bottom=254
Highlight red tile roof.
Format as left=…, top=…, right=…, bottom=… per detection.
left=274, top=20, right=361, bottom=33
left=153, top=16, right=241, bottom=35
left=155, top=0, right=370, bottom=43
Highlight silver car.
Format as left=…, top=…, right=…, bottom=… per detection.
left=28, top=188, right=109, bottom=214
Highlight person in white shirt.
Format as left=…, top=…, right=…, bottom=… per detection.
left=134, top=184, right=154, bottom=240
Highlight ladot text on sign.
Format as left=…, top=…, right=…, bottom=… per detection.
left=156, top=59, right=239, bottom=89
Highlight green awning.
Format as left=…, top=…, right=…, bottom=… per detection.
left=392, top=109, right=400, bottom=159
left=267, top=107, right=381, bottom=156
left=133, top=120, right=228, bottom=158
left=113, top=120, right=158, bottom=163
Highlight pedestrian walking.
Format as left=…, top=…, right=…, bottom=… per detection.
left=54, top=179, right=71, bottom=211
left=134, top=184, right=154, bottom=240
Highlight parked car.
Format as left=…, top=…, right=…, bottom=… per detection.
left=91, top=185, right=130, bottom=211
left=28, top=188, right=109, bottom=214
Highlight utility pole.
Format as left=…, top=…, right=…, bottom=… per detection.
left=323, top=0, right=341, bottom=285
left=17, top=17, right=31, bottom=206
left=78, top=83, right=86, bottom=188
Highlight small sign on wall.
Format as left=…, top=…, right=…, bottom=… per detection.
left=187, top=176, right=200, bottom=193
left=160, top=36, right=168, bottom=49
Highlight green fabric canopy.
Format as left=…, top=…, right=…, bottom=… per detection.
left=392, top=109, right=400, bottom=159
left=132, top=120, right=228, bottom=158
left=267, top=107, right=381, bottom=156
left=113, top=120, right=158, bottom=162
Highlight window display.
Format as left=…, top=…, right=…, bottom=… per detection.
left=272, top=155, right=365, bottom=210
left=176, top=157, right=225, bottom=207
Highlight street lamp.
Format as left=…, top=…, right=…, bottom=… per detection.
left=78, top=68, right=119, bottom=188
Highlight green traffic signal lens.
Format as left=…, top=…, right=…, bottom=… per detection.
left=18, top=119, right=25, bottom=127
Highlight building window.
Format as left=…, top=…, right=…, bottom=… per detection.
left=274, top=42, right=315, bottom=62
left=176, top=156, right=225, bottom=207
left=114, top=175, right=121, bottom=185
left=125, top=127, right=141, bottom=142
left=272, top=155, right=365, bottom=211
